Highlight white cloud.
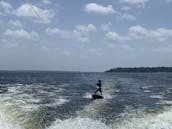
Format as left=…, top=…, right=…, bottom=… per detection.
left=46, top=28, right=60, bottom=34
left=45, top=24, right=96, bottom=43
left=75, top=24, right=97, bottom=33
left=105, top=25, right=172, bottom=42
left=85, top=3, right=116, bottom=15
left=9, top=20, right=23, bottom=28
left=129, top=25, right=147, bottom=33
left=101, top=22, right=112, bottom=32
left=128, top=25, right=172, bottom=41
left=105, top=31, right=121, bottom=41
left=14, top=4, right=55, bottom=23
left=0, top=0, right=12, bottom=13
left=45, top=28, right=70, bottom=38
left=4, top=29, right=39, bottom=40
left=128, top=25, right=148, bottom=39
left=73, top=24, right=97, bottom=42
left=121, top=13, right=136, bottom=21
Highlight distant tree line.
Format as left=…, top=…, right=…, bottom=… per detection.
left=106, top=67, right=172, bottom=72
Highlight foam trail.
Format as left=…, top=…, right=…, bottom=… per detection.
left=113, top=107, right=172, bottom=129
left=78, top=80, right=116, bottom=119
left=47, top=117, right=110, bottom=129
left=150, top=95, right=164, bottom=99
left=44, top=97, right=70, bottom=107
left=0, top=102, right=25, bottom=129
left=103, top=93, right=113, bottom=99
left=0, top=107, right=23, bottom=129
left=83, top=80, right=116, bottom=99
left=83, top=92, right=92, bottom=99
left=0, top=84, right=42, bottom=129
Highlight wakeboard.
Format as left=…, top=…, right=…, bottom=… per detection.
left=92, top=94, right=103, bottom=99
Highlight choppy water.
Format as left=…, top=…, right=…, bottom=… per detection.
left=0, top=71, right=172, bottom=129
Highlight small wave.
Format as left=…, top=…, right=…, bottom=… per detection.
left=83, top=92, right=92, bottom=99
left=78, top=80, right=116, bottom=118
left=0, top=104, right=24, bottom=129
left=47, top=108, right=172, bottom=129
left=15, top=84, right=23, bottom=86
left=167, top=88, right=172, bottom=93
left=0, top=120, right=23, bottom=129
left=156, top=100, right=172, bottom=105
left=113, top=106, right=172, bottom=129
left=0, top=87, right=8, bottom=93
left=141, top=85, right=153, bottom=90
left=54, top=97, right=70, bottom=105
left=44, top=97, right=70, bottom=107
left=0, top=100, right=33, bottom=129
left=8, top=86, right=18, bottom=93
left=143, top=90, right=151, bottom=93
left=150, top=95, right=164, bottom=99
left=83, top=92, right=113, bottom=99
left=103, top=94, right=113, bottom=99
left=47, top=117, right=110, bottom=129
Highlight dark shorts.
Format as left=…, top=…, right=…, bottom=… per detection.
left=96, top=88, right=102, bottom=93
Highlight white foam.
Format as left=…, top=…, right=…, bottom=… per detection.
left=55, top=97, right=70, bottom=105
left=47, top=117, right=110, bottom=129
left=0, top=121, right=24, bottom=129
left=102, top=81, right=116, bottom=99
left=0, top=103, right=25, bottom=129
left=78, top=96, right=109, bottom=118
left=113, top=107, right=172, bottom=129
left=147, top=109, right=172, bottom=129
left=103, top=94, right=113, bottom=99
left=83, top=92, right=113, bottom=99
left=44, top=97, right=70, bottom=107
left=141, top=85, right=153, bottom=89
left=83, top=92, right=92, bottom=99
left=0, top=105, right=26, bottom=129
left=83, top=80, right=116, bottom=100
left=8, top=86, right=21, bottom=94
left=150, top=95, right=164, bottom=99
left=48, top=108, right=172, bottom=129
left=78, top=80, right=116, bottom=118
left=55, top=88, right=65, bottom=93
left=156, top=100, right=172, bottom=105
left=143, top=90, right=151, bottom=93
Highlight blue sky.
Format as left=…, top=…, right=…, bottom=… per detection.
left=0, top=0, right=172, bottom=71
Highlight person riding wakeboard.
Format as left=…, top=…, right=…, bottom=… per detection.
left=94, top=80, right=102, bottom=95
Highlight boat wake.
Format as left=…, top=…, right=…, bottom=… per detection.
left=1, top=81, right=172, bottom=129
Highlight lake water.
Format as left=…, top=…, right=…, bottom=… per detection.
left=0, top=71, right=172, bottom=129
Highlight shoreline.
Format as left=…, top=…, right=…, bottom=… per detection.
left=106, top=67, right=172, bottom=72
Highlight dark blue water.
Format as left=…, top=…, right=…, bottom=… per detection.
left=0, top=71, right=172, bottom=129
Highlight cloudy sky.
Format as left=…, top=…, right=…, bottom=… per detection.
left=0, top=0, right=172, bottom=71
